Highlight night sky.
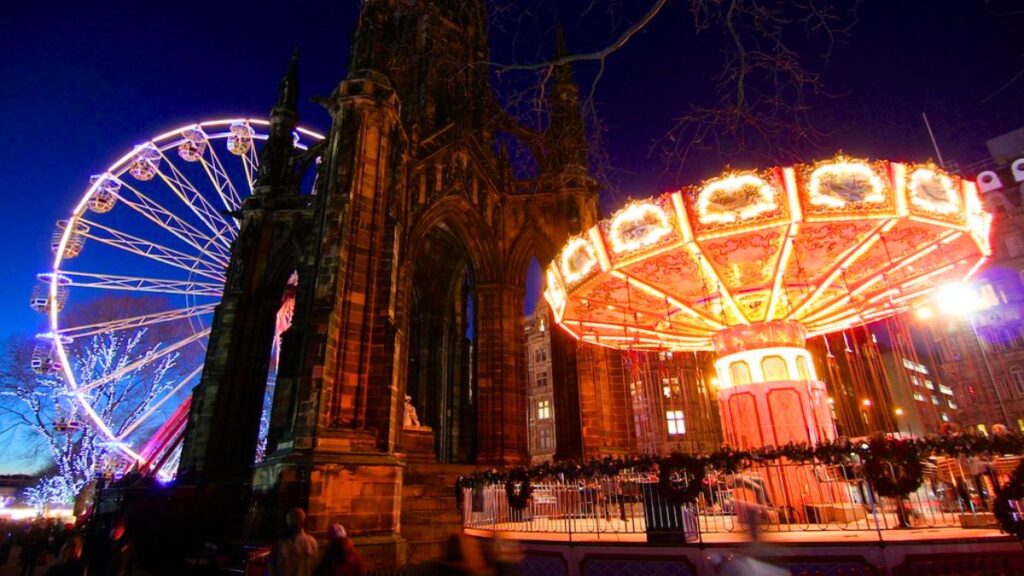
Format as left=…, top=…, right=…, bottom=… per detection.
left=1, top=1, right=1022, bottom=472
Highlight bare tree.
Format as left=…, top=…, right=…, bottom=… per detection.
left=483, top=0, right=858, bottom=189
left=0, top=295, right=198, bottom=504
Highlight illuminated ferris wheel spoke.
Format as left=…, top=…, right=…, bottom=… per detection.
left=72, top=218, right=226, bottom=283
left=56, top=304, right=217, bottom=340
left=109, top=176, right=233, bottom=266
left=240, top=145, right=260, bottom=192
left=151, top=152, right=236, bottom=251
left=62, top=271, right=223, bottom=297
left=75, top=329, right=210, bottom=394
left=116, top=364, right=203, bottom=441
left=199, top=143, right=244, bottom=213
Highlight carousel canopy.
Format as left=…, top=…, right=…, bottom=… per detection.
left=544, top=156, right=992, bottom=352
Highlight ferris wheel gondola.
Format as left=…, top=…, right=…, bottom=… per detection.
left=36, top=119, right=323, bottom=474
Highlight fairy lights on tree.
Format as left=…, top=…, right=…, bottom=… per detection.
left=0, top=296, right=195, bottom=506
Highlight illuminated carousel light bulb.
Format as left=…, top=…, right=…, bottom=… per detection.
left=908, top=167, right=959, bottom=215
left=559, top=237, right=597, bottom=284
left=608, top=202, right=672, bottom=253
left=696, top=174, right=778, bottom=224
left=808, top=160, right=885, bottom=208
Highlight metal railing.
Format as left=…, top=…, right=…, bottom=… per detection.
left=463, top=456, right=1021, bottom=540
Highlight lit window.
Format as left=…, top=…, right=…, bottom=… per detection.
left=663, top=377, right=681, bottom=398
left=913, top=392, right=926, bottom=402
left=666, top=410, right=686, bottom=435
left=924, top=380, right=935, bottom=390
left=903, top=358, right=928, bottom=374
left=1018, top=419, right=1024, bottom=433
left=977, top=424, right=988, bottom=436
left=938, top=384, right=954, bottom=396
left=942, top=412, right=950, bottom=422
left=932, top=396, right=940, bottom=405
left=537, top=399, right=551, bottom=420
left=729, top=361, right=752, bottom=386
left=948, top=399, right=958, bottom=409
left=761, top=356, right=789, bottom=381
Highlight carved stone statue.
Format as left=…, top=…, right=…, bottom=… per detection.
left=403, top=395, right=423, bottom=429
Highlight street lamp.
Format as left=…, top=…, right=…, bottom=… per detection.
left=861, top=398, right=873, bottom=430
left=894, top=407, right=906, bottom=437
left=924, top=281, right=1011, bottom=429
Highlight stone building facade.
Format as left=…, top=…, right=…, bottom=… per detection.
left=524, top=305, right=556, bottom=463
left=929, top=136, right=1024, bottom=434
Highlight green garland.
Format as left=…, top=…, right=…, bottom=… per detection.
left=861, top=437, right=924, bottom=497
left=505, top=467, right=532, bottom=510
left=995, top=459, right=1024, bottom=539
left=657, top=454, right=706, bottom=505
left=455, top=434, right=1024, bottom=509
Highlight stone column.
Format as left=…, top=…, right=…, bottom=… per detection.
left=474, top=283, right=529, bottom=465
left=251, top=72, right=408, bottom=567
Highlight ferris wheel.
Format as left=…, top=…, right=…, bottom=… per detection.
left=31, top=119, right=324, bottom=478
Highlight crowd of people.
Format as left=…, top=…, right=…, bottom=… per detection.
left=264, top=507, right=522, bottom=576
left=0, top=515, right=131, bottom=576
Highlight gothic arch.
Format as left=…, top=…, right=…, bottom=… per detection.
left=264, top=229, right=307, bottom=297
left=507, top=225, right=557, bottom=289
left=406, top=195, right=498, bottom=283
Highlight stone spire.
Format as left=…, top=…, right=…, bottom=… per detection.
left=348, top=0, right=493, bottom=132
left=256, top=50, right=300, bottom=190
left=546, top=27, right=589, bottom=173
left=276, top=49, right=300, bottom=119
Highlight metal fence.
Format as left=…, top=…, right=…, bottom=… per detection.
left=462, top=455, right=1022, bottom=539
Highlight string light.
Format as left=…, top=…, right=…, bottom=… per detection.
left=696, top=173, right=778, bottom=224
left=808, top=160, right=885, bottom=208
left=608, top=202, right=673, bottom=253
left=558, top=237, right=598, bottom=284
left=908, top=167, right=959, bottom=215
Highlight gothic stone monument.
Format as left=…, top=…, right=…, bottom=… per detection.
left=175, top=0, right=639, bottom=567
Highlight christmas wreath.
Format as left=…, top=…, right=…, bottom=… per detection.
left=657, top=454, right=707, bottom=505
left=994, top=459, right=1024, bottom=539
left=505, top=467, right=533, bottom=510
left=862, top=438, right=924, bottom=498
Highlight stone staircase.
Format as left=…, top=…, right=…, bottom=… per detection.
left=400, top=462, right=479, bottom=565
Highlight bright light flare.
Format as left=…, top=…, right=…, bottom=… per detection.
left=914, top=307, right=934, bottom=320
left=935, top=282, right=980, bottom=316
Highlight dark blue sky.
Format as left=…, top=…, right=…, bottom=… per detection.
left=3, top=1, right=1023, bottom=342
left=0, top=1, right=1022, bottom=471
